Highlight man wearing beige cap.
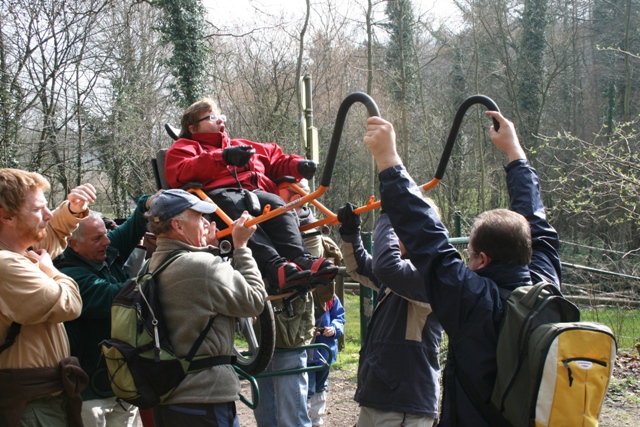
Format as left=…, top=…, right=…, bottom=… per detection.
left=144, top=189, right=267, bottom=427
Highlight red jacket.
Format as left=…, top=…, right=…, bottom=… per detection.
left=164, top=132, right=305, bottom=194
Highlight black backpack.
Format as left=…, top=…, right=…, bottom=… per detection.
left=100, top=250, right=235, bottom=409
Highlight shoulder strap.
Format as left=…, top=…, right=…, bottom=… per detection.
left=0, top=322, right=22, bottom=354
left=136, top=249, right=185, bottom=286
left=147, top=250, right=187, bottom=278
left=185, top=316, right=216, bottom=362
left=143, top=250, right=235, bottom=370
left=184, top=316, right=237, bottom=371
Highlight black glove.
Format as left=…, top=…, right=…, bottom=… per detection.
left=338, top=202, right=361, bottom=235
left=297, top=160, right=317, bottom=179
left=223, top=146, right=255, bottom=167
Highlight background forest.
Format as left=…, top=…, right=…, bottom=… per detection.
left=2, top=0, right=640, bottom=276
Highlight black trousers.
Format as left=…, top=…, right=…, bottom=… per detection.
left=208, top=189, right=309, bottom=269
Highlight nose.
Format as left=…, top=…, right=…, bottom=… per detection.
left=43, top=207, right=53, bottom=221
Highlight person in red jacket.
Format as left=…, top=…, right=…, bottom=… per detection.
left=164, top=97, right=338, bottom=292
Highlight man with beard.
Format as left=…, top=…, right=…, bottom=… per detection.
left=0, top=168, right=96, bottom=427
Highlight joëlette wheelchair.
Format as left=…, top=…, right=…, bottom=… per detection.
left=150, top=92, right=500, bottom=407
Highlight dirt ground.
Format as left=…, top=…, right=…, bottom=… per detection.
left=236, top=366, right=359, bottom=427
left=236, top=353, right=640, bottom=427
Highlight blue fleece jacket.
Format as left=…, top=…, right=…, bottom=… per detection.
left=341, top=213, right=444, bottom=418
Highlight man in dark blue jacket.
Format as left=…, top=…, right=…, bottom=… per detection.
left=361, top=110, right=561, bottom=427
left=339, top=204, right=443, bottom=426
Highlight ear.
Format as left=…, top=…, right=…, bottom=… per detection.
left=478, top=252, right=492, bottom=269
left=68, top=238, right=79, bottom=251
left=188, top=123, right=198, bottom=135
left=0, top=208, right=15, bottom=227
left=170, top=217, right=185, bottom=235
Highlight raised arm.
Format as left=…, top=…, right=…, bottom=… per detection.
left=371, top=213, right=428, bottom=303
left=485, top=111, right=561, bottom=287
left=338, top=203, right=380, bottom=291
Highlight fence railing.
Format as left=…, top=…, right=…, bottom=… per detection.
left=348, top=237, right=640, bottom=350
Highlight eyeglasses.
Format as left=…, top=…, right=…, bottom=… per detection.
left=197, top=114, right=226, bottom=123
left=463, top=247, right=480, bottom=258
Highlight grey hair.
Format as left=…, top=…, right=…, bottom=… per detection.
left=69, top=211, right=104, bottom=242
left=145, top=209, right=190, bottom=236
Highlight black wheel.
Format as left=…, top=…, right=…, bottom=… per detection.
left=234, top=300, right=275, bottom=375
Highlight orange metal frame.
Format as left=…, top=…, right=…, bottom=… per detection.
left=187, top=93, right=499, bottom=239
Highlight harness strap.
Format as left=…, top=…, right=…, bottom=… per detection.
left=188, top=355, right=237, bottom=372
left=0, top=322, right=22, bottom=354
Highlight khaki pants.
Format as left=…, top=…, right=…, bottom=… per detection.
left=20, top=395, right=69, bottom=427
left=357, top=406, right=435, bottom=427
left=81, top=397, right=141, bottom=427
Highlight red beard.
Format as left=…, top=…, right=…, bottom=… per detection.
left=17, top=221, right=48, bottom=246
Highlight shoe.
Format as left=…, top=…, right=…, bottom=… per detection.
left=265, top=258, right=312, bottom=292
left=292, top=254, right=338, bottom=285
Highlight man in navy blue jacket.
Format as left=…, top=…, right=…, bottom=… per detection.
left=339, top=204, right=443, bottom=426
left=361, top=110, right=561, bottom=427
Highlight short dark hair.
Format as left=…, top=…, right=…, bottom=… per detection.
left=179, top=98, right=219, bottom=139
left=470, top=208, right=531, bottom=265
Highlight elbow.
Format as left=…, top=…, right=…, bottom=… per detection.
left=371, top=262, right=399, bottom=281
left=247, top=297, right=266, bottom=317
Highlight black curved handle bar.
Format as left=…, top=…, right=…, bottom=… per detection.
left=319, top=92, right=380, bottom=188
left=434, top=95, right=500, bottom=180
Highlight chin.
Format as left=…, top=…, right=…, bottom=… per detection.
left=34, top=229, right=47, bottom=243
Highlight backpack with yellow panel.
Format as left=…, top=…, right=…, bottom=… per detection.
left=459, top=282, right=616, bottom=427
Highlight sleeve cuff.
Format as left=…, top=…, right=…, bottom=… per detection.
left=65, top=201, right=89, bottom=219
left=504, top=158, right=529, bottom=173
left=378, top=164, right=406, bottom=180
left=339, top=231, right=361, bottom=244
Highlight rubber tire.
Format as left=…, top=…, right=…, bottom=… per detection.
left=233, top=300, right=275, bottom=375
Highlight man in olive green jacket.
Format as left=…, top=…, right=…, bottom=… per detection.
left=146, top=189, right=267, bottom=427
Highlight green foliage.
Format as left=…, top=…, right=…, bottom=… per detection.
left=542, top=117, right=640, bottom=250
left=383, top=0, right=418, bottom=105
left=332, top=292, right=361, bottom=382
left=152, top=0, right=209, bottom=106
left=516, top=0, right=548, bottom=145
left=581, top=307, right=640, bottom=350
left=607, top=376, right=640, bottom=405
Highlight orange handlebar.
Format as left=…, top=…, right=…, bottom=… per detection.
left=214, top=185, right=334, bottom=239
left=351, top=178, right=441, bottom=215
